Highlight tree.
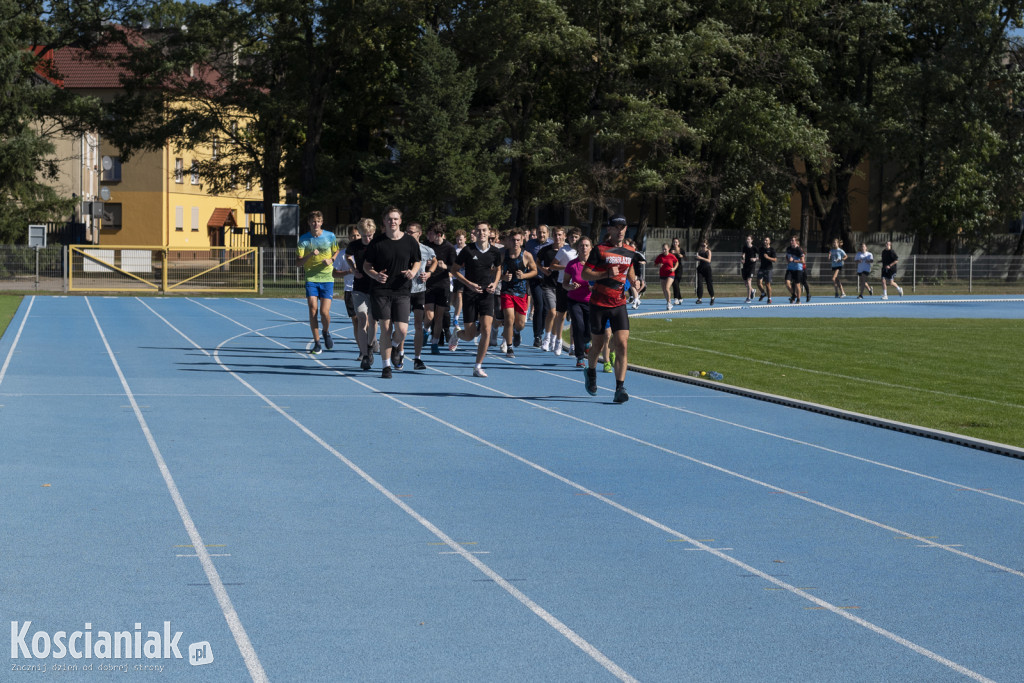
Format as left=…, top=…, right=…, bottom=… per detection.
left=362, top=28, right=506, bottom=231
left=0, top=0, right=77, bottom=243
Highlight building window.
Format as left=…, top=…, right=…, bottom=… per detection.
left=101, top=203, right=122, bottom=230
left=191, top=207, right=200, bottom=232
left=174, top=158, right=184, bottom=184
left=175, top=206, right=184, bottom=231
left=211, top=140, right=219, bottom=161
left=190, top=162, right=199, bottom=185
left=101, top=156, right=121, bottom=182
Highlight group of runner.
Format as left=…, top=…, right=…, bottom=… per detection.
left=295, top=209, right=640, bottom=403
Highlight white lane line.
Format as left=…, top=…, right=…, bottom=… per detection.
left=153, top=298, right=637, bottom=683
left=0, top=295, right=34, bottom=388
left=628, top=334, right=1023, bottom=410
left=525, top=361, right=1024, bottom=508
left=229, top=299, right=996, bottom=682
left=86, top=298, right=268, bottom=683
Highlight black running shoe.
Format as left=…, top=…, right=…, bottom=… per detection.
left=380, top=366, right=392, bottom=379
left=323, top=330, right=333, bottom=350
left=613, top=386, right=629, bottom=403
left=310, top=342, right=322, bottom=355
left=584, top=367, right=598, bottom=396
left=360, top=354, right=372, bottom=370
left=513, top=331, right=521, bottom=347
left=413, top=358, right=426, bottom=370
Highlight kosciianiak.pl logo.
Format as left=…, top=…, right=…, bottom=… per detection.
left=11, top=621, right=212, bottom=666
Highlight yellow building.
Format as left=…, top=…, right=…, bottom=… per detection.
left=38, top=45, right=265, bottom=248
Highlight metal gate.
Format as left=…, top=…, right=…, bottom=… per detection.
left=69, top=246, right=259, bottom=293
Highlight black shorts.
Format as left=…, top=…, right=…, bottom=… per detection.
left=371, top=290, right=411, bottom=322
left=741, top=266, right=755, bottom=280
left=462, top=289, right=496, bottom=324
left=343, top=291, right=356, bottom=317
left=410, top=291, right=426, bottom=312
left=425, top=283, right=450, bottom=308
left=882, top=266, right=897, bottom=280
left=589, top=304, right=629, bottom=335
left=758, top=269, right=773, bottom=283
left=555, top=285, right=570, bottom=313
left=785, top=270, right=802, bottom=283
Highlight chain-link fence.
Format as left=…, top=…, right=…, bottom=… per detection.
left=2, top=246, right=1023, bottom=296
left=0, top=246, right=65, bottom=291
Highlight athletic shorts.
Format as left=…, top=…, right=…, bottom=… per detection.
left=882, top=266, right=897, bottom=279
left=462, top=289, right=495, bottom=325
left=305, top=281, right=334, bottom=299
left=758, top=269, right=773, bottom=283
left=741, top=266, right=755, bottom=280
left=343, top=291, right=356, bottom=317
left=555, top=285, right=570, bottom=313
left=501, top=293, right=529, bottom=315
left=352, top=291, right=372, bottom=317
left=410, top=291, right=426, bottom=311
left=538, top=286, right=557, bottom=313
left=831, top=265, right=844, bottom=272
left=371, top=291, right=411, bottom=322
left=589, top=304, right=629, bottom=335
left=785, top=270, right=802, bottom=283
left=425, top=283, right=450, bottom=308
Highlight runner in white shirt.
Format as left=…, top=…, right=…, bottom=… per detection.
left=549, top=227, right=580, bottom=356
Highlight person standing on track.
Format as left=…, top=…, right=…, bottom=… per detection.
left=525, top=224, right=552, bottom=347
left=695, top=239, right=715, bottom=305
left=424, top=221, right=456, bottom=356
left=830, top=238, right=848, bottom=298
left=536, top=226, right=566, bottom=352
left=582, top=215, right=637, bottom=404
left=296, top=210, right=338, bottom=354
left=785, top=235, right=805, bottom=304
left=449, top=221, right=503, bottom=377
left=880, top=240, right=904, bottom=299
left=362, top=207, right=421, bottom=379
left=654, top=242, right=678, bottom=310
left=757, top=236, right=776, bottom=304
left=669, top=237, right=686, bottom=305
left=405, top=222, right=436, bottom=370
left=855, top=242, right=875, bottom=299
left=499, top=228, right=538, bottom=358
left=346, top=218, right=379, bottom=369
left=563, top=235, right=593, bottom=368
left=740, top=234, right=759, bottom=303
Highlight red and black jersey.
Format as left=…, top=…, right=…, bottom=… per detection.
left=585, top=241, right=636, bottom=308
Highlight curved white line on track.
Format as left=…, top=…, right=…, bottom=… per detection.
left=0, top=295, right=34, bottom=387
left=234, top=298, right=997, bottom=681
left=168, top=298, right=638, bottom=683
left=89, top=298, right=268, bottom=683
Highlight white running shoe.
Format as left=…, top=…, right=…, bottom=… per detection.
left=541, top=336, right=552, bottom=352
left=372, top=339, right=380, bottom=354
left=448, top=335, right=460, bottom=352
left=553, top=338, right=563, bottom=356
left=500, top=338, right=508, bottom=353
left=632, top=298, right=640, bottom=309
left=881, top=294, right=889, bottom=300
left=897, top=285, right=904, bottom=296
left=473, top=366, right=487, bottom=378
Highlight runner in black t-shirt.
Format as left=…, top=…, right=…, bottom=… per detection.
left=757, top=237, right=776, bottom=303
left=740, top=235, right=759, bottom=303
left=362, top=207, right=421, bottom=378
left=423, top=221, right=456, bottom=355
left=448, top=222, right=503, bottom=377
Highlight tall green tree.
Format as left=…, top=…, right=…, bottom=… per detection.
left=0, top=0, right=76, bottom=243
left=363, top=29, right=506, bottom=231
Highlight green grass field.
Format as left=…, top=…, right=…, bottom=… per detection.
left=0, top=295, right=21, bottom=339
left=628, top=317, right=1024, bottom=449
left=1, top=294, right=1020, bottom=448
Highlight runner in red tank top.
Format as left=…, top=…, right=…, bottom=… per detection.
left=581, top=215, right=638, bottom=403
